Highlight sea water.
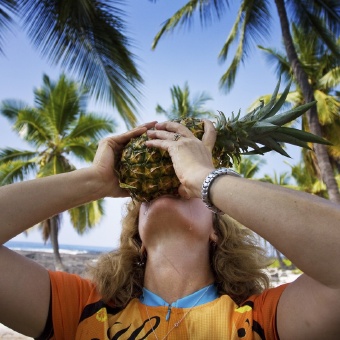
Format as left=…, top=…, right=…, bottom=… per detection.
left=4, top=240, right=114, bottom=255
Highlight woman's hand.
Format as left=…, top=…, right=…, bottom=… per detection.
left=92, top=121, right=157, bottom=198
left=145, top=120, right=216, bottom=198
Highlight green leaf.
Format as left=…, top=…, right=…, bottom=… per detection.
left=263, top=81, right=292, bottom=119
left=266, top=101, right=316, bottom=126
left=277, top=127, right=332, bottom=145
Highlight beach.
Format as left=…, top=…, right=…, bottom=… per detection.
left=0, top=250, right=301, bottom=339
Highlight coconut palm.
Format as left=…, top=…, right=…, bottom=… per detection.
left=0, top=0, right=142, bottom=127
left=233, top=155, right=266, bottom=179
left=151, top=0, right=340, bottom=202
left=156, top=82, right=214, bottom=120
left=261, top=170, right=293, bottom=187
left=0, top=74, right=115, bottom=269
left=288, top=155, right=328, bottom=198
left=256, top=24, right=340, bottom=189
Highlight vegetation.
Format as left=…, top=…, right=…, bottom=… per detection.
left=0, top=74, right=115, bottom=269
left=256, top=24, right=340, bottom=198
left=151, top=0, right=340, bottom=202
left=156, top=82, right=214, bottom=120
left=0, top=0, right=143, bottom=127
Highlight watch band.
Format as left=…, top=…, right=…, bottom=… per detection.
left=201, top=168, right=241, bottom=214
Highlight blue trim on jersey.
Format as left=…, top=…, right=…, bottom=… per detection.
left=140, top=284, right=219, bottom=308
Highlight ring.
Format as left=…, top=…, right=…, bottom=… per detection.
left=173, top=133, right=181, bottom=141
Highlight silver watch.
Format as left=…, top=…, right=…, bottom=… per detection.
left=201, top=168, right=241, bottom=214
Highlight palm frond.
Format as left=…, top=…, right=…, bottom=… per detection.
left=0, top=0, right=17, bottom=54
left=323, top=119, right=340, bottom=160
left=14, top=108, right=51, bottom=147
left=0, top=160, right=37, bottom=184
left=152, top=0, right=231, bottom=49
left=314, top=89, right=340, bottom=124
left=219, top=0, right=271, bottom=91
left=234, top=155, right=266, bottom=178
left=34, top=74, right=84, bottom=135
left=0, top=99, right=28, bottom=122
left=66, top=113, right=115, bottom=140
left=18, top=0, right=142, bottom=127
left=68, top=199, right=104, bottom=234
left=318, top=66, right=340, bottom=90
left=37, top=154, right=75, bottom=177
left=156, top=82, right=213, bottom=119
left=0, top=148, right=38, bottom=163
left=288, top=0, right=340, bottom=57
left=304, top=0, right=340, bottom=35
left=63, top=138, right=97, bottom=163
left=257, top=45, right=292, bottom=81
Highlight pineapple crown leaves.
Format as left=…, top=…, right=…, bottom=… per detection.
left=214, top=78, right=330, bottom=159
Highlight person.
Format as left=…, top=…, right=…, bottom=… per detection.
left=0, top=120, right=339, bottom=340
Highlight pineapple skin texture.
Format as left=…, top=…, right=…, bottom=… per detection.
left=118, top=118, right=230, bottom=202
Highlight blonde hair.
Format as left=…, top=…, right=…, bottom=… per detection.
left=88, top=200, right=269, bottom=307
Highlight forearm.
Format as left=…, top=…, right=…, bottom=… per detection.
left=0, top=168, right=104, bottom=244
left=210, top=176, right=340, bottom=288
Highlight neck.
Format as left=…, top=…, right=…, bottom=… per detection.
left=143, top=242, right=215, bottom=304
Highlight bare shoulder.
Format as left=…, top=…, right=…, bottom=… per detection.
left=0, top=246, right=50, bottom=338
left=277, top=273, right=340, bottom=340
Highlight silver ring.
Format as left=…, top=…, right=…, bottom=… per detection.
left=173, top=133, right=181, bottom=141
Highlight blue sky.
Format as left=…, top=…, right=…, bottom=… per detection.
left=0, top=1, right=301, bottom=248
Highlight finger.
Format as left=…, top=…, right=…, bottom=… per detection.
left=178, top=185, right=191, bottom=200
left=144, top=138, right=170, bottom=151
left=154, top=121, right=194, bottom=138
left=111, top=121, right=158, bottom=146
left=147, top=129, right=183, bottom=141
left=202, top=120, right=217, bottom=152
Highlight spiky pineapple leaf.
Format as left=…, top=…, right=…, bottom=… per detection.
left=276, top=127, right=331, bottom=144
left=259, top=78, right=282, bottom=119
left=267, top=101, right=316, bottom=126
left=260, top=81, right=292, bottom=119
left=249, top=122, right=279, bottom=135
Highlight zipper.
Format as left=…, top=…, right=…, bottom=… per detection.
left=165, top=304, right=172, bottom=321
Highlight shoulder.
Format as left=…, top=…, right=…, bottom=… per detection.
left=232, top=284, right=289, bottom=340
left=48, top=270, right=103, bottom=339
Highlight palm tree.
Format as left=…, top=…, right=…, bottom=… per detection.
left=233, top=155, right=266, bottom=179
left=0, top=0, right=142, bottom=127
left=255, top=24, right=340, bottom=191
left=156, top=82, right=214, bottom=119
left=287, top=155, right=328, bottom=198
left=0, top=74, right=115, bottom=270
left=151, top=0, right=340, bottom=202
left=261, top=170, right=293, bottom=187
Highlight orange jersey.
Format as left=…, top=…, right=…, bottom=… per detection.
left=48, top=271, right=287, bottom=340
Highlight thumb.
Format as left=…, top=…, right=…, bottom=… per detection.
left=178, top=184, right=192, bottom=200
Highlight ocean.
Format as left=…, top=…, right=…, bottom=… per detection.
left=4, top=240, right=114, bottom=255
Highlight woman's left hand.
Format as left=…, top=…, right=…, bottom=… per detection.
left=145, top=120, right=216, bottom=198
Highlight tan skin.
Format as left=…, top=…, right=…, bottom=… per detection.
left=0, top=120, right=340, bottom=339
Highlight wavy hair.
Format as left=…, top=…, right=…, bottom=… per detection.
left=88, top=200, right=269, bottom=307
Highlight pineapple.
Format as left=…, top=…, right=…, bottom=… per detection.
left=118, top=80, right=329, bottom=201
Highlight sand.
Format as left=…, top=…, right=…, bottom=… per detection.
left=0, top=250, right=301, bottom=339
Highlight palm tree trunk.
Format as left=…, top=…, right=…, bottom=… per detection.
left=274, top=0, right=340, bottom=203
left=49, top=216, right=65, bottom=271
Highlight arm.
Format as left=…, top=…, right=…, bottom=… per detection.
left=146, top=120, right=340, bottom=340
left=0, top=122, right=155, bottom=337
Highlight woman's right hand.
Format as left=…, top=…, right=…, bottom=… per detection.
left=91, top=122, right=157, bottom=198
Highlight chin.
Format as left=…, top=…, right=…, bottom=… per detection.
left=140, top=196, right=209, bottom=223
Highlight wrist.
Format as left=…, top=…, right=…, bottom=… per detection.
left=201, top=168, right=241, bottom=214
left=79, top=167, right=109, bottom=200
